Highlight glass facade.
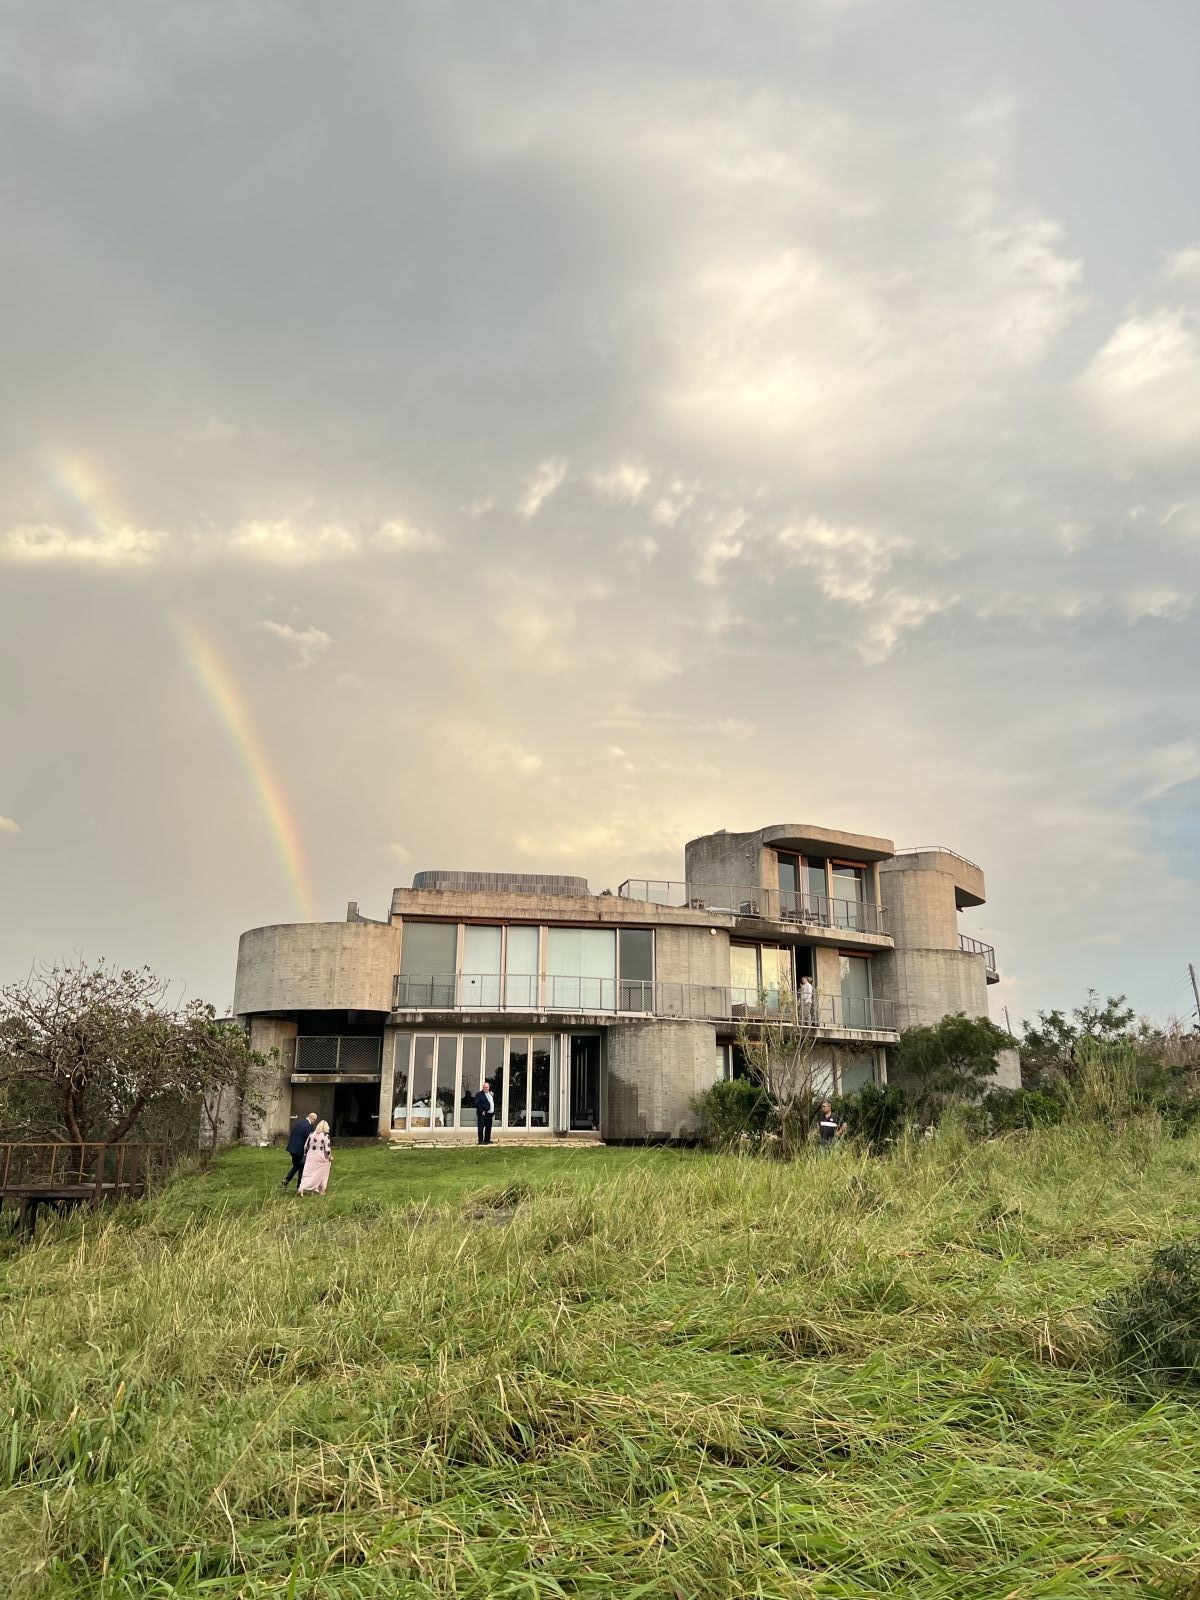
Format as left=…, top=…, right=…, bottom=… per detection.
left=392, top=1032, right=561, bottom=1133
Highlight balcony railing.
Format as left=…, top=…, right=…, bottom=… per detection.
left=958, top=933, right=997, bottom=974
left=393, top=974, right=897, bottom=1033
left=294, top=1036, right=384, bottom=1075
left=616, top=880, right=888, bottom=935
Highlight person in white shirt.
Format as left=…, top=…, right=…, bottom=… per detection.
left=799, top=974, right=815, bottom=1022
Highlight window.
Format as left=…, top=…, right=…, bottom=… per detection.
left=777, top=852, right=801, bottom=917
left=804, top=859, right=829, bottom=922
left=398, top=924, right=457, bottom=1005
left=715, top=1041, right=732, bottom=1080
left=461, top=926, right=502, bottom=1007
left=838, top=954, right=873, bottom=1028
left=839, top=1052, right=876, bottom=1094
left=831, top=864, right=867, bottom=931
left=546, top=928, right=616, bottom=1010
left=393, top=1033, right=559, bottom=1132
left=730, top=945, right=792, bottom=1010
left=618, top=928, right=654, bottom=1011
left=505, top=927, right=539, bottom=1008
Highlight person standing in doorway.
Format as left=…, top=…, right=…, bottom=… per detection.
left=799, top=974, right=815, bottom=1022
left=298, top=1119, right=333, bottom=1195
left=474, top=1080, right=495, bottom=1145
left=282, top=1112, right=317, bottom=1190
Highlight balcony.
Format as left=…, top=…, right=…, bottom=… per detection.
left=617, top=879, right=888, bottom=936
left=293, top=1036, right=383, bottom=1077
left=392, top=974, right=897, bottom=1034
left=958, top=933, right=999, bottom=982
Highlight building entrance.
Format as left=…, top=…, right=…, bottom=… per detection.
left=569, top=1036, right=601, bottom=1131
left=332, top=1083, right=380, bottom=1137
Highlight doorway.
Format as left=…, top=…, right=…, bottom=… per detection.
left=332, top=1083, right=380, bottom=1137
left=569, top=1036, right=601, bottom=1131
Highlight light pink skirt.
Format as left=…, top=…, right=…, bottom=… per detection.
left=298, top=1153, right=331, bottom=1195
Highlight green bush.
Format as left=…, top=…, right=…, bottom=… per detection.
left=1098, top=1240, right=1200, bottom=1390
left=982, top=1085, right=1065, bottom=1133
left=692, top=1077, right=774, bottom=1150
left=834, top=1082, right=908, bottom=1153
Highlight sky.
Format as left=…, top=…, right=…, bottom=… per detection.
left=1, top=0, right=1198, bottom=1028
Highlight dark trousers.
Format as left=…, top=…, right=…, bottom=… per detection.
left=283, top=1151, right=305, bottom=1187
left=477, top=1113, right=494, bottom=1145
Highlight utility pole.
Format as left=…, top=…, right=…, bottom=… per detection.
left=1190, top=963, right=1200, bottom=1028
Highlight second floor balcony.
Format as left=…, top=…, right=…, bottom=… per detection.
left=392, top=973, right=897, bottom=1034
left=617, top=879, right=888, bottom=935
left=958, top=932, right=999, bottom=982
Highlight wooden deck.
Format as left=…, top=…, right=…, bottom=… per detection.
left=0, top=1142, right=167, bottom=1234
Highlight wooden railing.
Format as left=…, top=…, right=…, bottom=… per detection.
left=0, top=1142, right=171, bottom=1209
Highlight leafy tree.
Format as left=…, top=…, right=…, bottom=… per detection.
left=894, top=1012, right=1015, bottom=1125
left=1020, top=989, right=1135, bottom=1087
left=0, top=957, right=266, bottom=1148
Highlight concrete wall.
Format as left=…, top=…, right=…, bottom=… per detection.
left=246, top=1017, right=298, bottom=1143
left=234, top=922, right=402, bottom=1016
left=654, top=923, right=731, bottom=989
left=605, top=1019, right=720, bottom=1140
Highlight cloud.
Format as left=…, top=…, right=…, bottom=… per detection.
left=1078, top=310, right=1200, bottom=462
left=372, top=518, right=443, bottom=552
left=257, top=620, right=333, bottom=668
left=224, top=520, right=359, bottom=564
left=0, top=524, right=165, bottom=566
left=517, top=457, right=568, bottom=519
left=589, top=462, right=650, bottom=505
left=0, top=816, right=20, bottom=835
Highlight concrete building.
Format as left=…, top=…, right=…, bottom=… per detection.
left=231, top=822, right=1009, bottom=1145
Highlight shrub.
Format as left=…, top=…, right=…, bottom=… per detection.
left=982, top=1085, right=1065, bottom=1133
left=1098, top=1240, right=1200, bottom=1390
left=835, top=1082, right=908, bottom=1153
left=692, top=1077, right=774, bottom=1151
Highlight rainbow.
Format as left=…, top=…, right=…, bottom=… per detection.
left=174, top=620, right=318, bottom=922
left=42, top=450, right=131, bottom=534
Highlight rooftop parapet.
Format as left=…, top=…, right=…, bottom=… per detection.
left=410, top=869, right=591, bottom=896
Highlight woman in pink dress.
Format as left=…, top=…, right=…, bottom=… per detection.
left=297, top=1119, right=333, bottom=1195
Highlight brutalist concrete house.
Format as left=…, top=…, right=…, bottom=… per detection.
left=231, top=822, right=1009, bottom=1145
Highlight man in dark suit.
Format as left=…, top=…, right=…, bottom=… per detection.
left=282, top=1112, right=317, bottom=1189
left=474, top=1080, right=495, bottom=1145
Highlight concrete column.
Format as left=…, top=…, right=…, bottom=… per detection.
left=245, top=1017, right=298, bottom=1144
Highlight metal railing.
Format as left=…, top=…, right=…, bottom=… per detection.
left=958, top=933, right=997, bottom=973
left=616, top=879, right=888, bottom=934
left=0, top=1141, right=170, bottom=1197
left=393, top=974, right=897, bottom=1032
left=896, top=846, right=982, bottom=872
left=293, top=1036, right=384, bottom=1075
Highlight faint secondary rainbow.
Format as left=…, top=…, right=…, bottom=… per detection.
left=42, top=450, right=131, bottom=534
left=175, top=619, right=318, bottom=923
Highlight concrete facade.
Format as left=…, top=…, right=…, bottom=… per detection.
left=232, top=822, right=1011, bottom=1144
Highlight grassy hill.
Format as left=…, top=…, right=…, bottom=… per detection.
left=3, top=1127, right=1200, bottom=1597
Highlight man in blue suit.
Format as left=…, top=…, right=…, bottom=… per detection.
left=282, top=1112, right=317, bottom=1189
left=473, top=1081, right=495, bottom=1145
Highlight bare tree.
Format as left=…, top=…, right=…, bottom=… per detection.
left=735, top=987, right=822, bottom=1159
left=0, top=958, right=266, bottom=1148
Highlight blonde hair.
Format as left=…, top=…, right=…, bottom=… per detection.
left=314, top=1119, right=330, bottom=1136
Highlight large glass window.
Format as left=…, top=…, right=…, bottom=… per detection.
left=838, top=954, right=872, bottom=1028
left=839, top=1052, right=876, bottom=1094
left=485, top=1035, right=505, bottom=1124
left=505, top=927, right=539, bottom=1008
left=831, top=864, right=867, bottom=931
left=730, top=945, right=759, bottom=1006
left=804, top=860, right=828, bottom=922
left=546, top=928, right=616, bottom=1010
left=531, top=1037, right=552, bottom=1126
left=618, top=928, right=654, bottom=1011
left=730, top=945, right=790, bottom=1009
left=777, top=852, right=801, bottom=918
left=460, top=1037, right=483, bottom=1126
left=436, top=1035, right=458, bottom=1128
left=408, top=1035, right=435, bottom=1128
left=461, top=926, right=502, bottom=1007
left=507, top=1037, right=530, bottom=1127
left=399, top=924, right=457, bottom=1006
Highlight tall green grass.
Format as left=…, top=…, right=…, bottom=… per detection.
left=3, top=1129, right=1200, bottom=1597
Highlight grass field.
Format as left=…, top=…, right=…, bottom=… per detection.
left=3, top=1126, right=1200, bottom=1598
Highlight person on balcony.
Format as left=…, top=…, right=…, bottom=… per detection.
left=298, top=1120, right=333, bottom=1195
left=281, top=1111, right=317, bottom=1191
left=799, top=975, right=816, bottom=1022
left=474, top=1080, right=495, bottom=1145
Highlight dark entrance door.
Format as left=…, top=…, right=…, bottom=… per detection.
left=569, top=1036, right=601, bottom=1132
left=332, top=1083, right=380, bottom=1137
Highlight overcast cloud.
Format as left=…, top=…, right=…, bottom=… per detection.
left=1, top=0, right=1198, bottom=1024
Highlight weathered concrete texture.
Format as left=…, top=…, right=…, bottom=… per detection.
left=605, top=1019, right=719, bottom=1140
left=879, top=949, right=991, bottom=1031
left=234, top=922, right=402, bottom=1016
left=246, top=1017, right=298, bottom=1143
left=391, top=886, right=733, bottom=931
left=654, top=923, right=731, bottom=989
left=881, top=849, right=985, bottom=911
